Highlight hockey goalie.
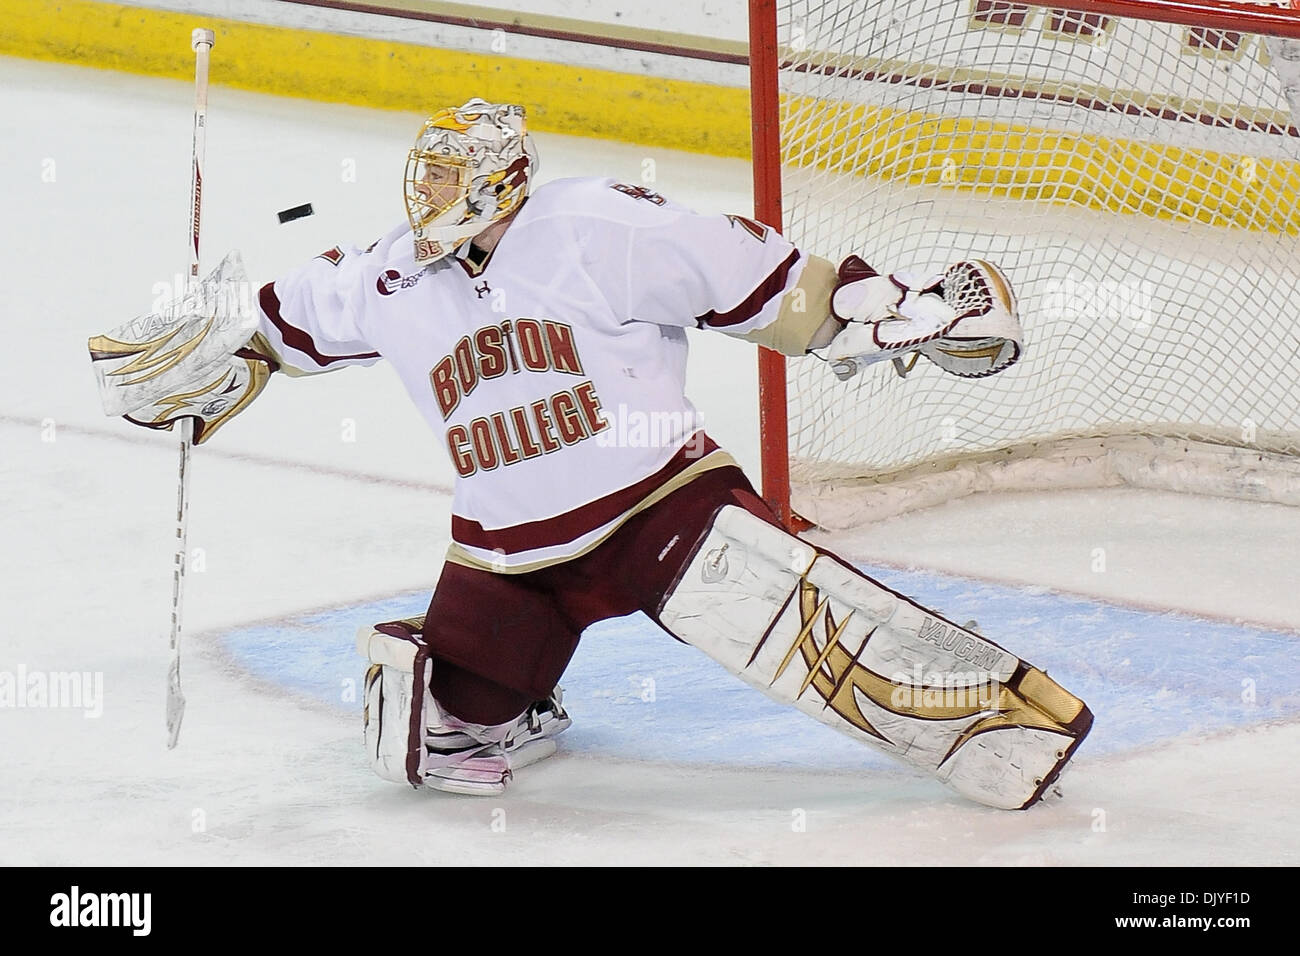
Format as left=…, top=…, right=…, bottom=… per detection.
left=90, top=99, right=1089, bottom=810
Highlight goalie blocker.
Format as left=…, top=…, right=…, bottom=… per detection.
left=86, top=251, right=278, bottom=445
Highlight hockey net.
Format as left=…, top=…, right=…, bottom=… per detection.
left=751, top=0, right=1300, bottom=529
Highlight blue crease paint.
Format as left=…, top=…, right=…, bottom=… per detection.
left=219, top=565, right=1298, bottom=771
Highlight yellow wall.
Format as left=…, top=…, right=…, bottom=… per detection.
left=6, top=0, right=1296, bottom=230
left=0, top=0, right=753, bottom=156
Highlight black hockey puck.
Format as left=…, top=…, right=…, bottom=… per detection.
left=277, top=203, right=315, bottom=224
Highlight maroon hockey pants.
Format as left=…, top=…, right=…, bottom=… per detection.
left=424, top=466, right=779, bottom=725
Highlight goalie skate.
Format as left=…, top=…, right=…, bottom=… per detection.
left=358, top=616, right=571, bottom=794
left=423, top=689, right=572, bottom=795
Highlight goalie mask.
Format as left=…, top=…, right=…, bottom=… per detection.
left=404, top=98, right=537, bottom=265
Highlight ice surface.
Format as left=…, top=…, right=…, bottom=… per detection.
left=2, top=56, right=1297, bottom=865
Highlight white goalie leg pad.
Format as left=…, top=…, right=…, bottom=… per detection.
left=358, top=620, right=572, bottom=795
left=658, top=506, right=1093, bottom=810
left=358, top=622, right=433, bottom=788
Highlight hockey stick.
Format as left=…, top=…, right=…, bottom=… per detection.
left=166, top=27, right=215, bottom=750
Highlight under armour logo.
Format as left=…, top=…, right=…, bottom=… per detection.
left=476, top=281, right=491, bottom=299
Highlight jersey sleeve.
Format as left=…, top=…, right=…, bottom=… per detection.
left=255, top=244, right=383, bottom=376
left=586, top=183, right=827, bottom=352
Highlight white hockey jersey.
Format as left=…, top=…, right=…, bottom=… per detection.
left=255, top=177, right=810, bottom=572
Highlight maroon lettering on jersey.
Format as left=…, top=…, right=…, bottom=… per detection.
left=551, top=392, right=587, bottom=444
left=414, top=237, right=444, bottom=261
left=611, top=183, right=666, bottom=205
left=531, top=399, right=561, bottom=454
left=510, top=406, right=543, bottom=458
left=474, top=325, right=508, bottom=379
left=544, top=321, right=583, bottom=375
left=428, top=321, right=591, bottom=424
left=430, top=357, right=459, bottom=419
left=442, top=383, right=609, bottom=478
left=574, top=381, right=609, bottom=435
left=491, top=411, right=522, bottom=465
left=515, top=319, right=549, bottom=371
left=447, top=425, right=475, bottom=477
left=725, top=214, right=769, bottom=242
left=316, top=246, right=345, bottom=265
left=500, top=320, right=521, bottom=373
left=469, top=417, right=499, bottom=471
left=453, top=336, right=478, bottom=396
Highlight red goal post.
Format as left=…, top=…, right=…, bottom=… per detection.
left=751, top=0, right=1300, bottom=530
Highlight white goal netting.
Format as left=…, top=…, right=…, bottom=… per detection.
left=770, top=0, right=1300, bottom=524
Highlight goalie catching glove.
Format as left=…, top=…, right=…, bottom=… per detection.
left=87, top=251, right=277, bottom=444
left=823, top=256, right=1023, bottom=380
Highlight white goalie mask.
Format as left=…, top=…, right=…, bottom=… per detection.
left=403, top=98, right=537, bottom=264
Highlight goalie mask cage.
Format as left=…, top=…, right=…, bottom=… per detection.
left=751, top=0, right=1300, bottom=530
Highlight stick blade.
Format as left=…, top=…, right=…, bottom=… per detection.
left=166, top=657, right=186, bottom=749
